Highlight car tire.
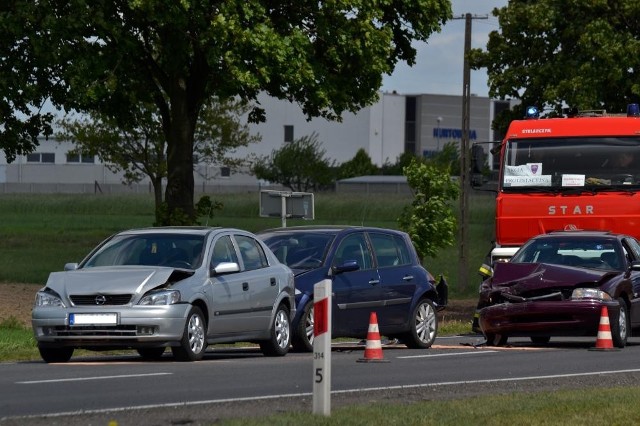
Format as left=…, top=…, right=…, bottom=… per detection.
left=611, top=298, right=630, bottom=348
left=171, top=306, right=207, bottom=362
left=530, top=336, right=550, bottom=345
left=38, top=346, right=73, bottom=363
left=403, top=299, right=438, bottom=349
left=260, top=304, right=291, bottom=356
left=485, top=333, right=508, bottom=346
left=292, top=302, right=314, bottom=352
left=137, top=347, right=166, bottom=360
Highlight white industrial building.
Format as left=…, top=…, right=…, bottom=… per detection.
left=0, top=92, right=514, bottom=194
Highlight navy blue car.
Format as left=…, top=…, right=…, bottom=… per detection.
left=258, top=226, right=448, bottom=352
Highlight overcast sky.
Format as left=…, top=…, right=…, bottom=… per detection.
left=381, top=0, right=508, bottom=97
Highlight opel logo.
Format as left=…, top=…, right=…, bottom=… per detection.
left=95, top=295, right=107, bottom=305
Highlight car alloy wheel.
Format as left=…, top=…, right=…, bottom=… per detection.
left=404, top=299, right=438, bottom=349
left=292, top=302, right=314, bottom=352
left=611, top=298, right=629, bottom=348
left=260, top=305, right=291, bottom=356
left=172, top=306, right=207, bottom=361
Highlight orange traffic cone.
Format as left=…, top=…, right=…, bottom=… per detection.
left=357, top=312, right=390, bottom=363
left=589, top=305, right=619, bottom=351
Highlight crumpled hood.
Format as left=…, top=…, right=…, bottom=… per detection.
left=490, top=262, right=616, bottom=294
left=44, top=266, right=183, bottom=300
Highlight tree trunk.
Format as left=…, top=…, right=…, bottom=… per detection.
left=164, top=98, right=196, bottom=225
left=151, top=176, right=164, bottom=225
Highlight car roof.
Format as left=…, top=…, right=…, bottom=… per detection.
left=116, top=226, right=229, bottom=237
left=534, top=230, right=627, bottom=240
left=257, top=225, right=406, bottom=236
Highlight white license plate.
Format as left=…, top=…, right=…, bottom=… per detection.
left=69, top=313, right=118, bottom=326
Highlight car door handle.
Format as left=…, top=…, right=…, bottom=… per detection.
left=403, top=275, right=414, bottom=281
left=369, top=279, right=380, bottom=285
left=243, top=282, right=249, bottom=291
left=270, top=277, right=276, bottom=286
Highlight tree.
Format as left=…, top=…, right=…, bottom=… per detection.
left=471, top=1, right=640, bottom=133
left=337, top=148, right=379, bottom=179
left=57, top=98, right=259, bottom=224
left=380, top=152, right=420, bottom=175
left=252, top=133, right=335, bottom=192
left=3, top=0, right=452, bottom=223
left=398, top=158, right=459, bottom=260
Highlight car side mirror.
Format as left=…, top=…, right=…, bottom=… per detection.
left=64, top=262, right=79, bottom=271
left=331, top=260, right=360, bottom=275
left=211, top=262, right=240, bottom=276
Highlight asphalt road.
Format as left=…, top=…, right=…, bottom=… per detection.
left=3, top=334, right=640, bottom=425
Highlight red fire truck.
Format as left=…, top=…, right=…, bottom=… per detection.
left=479, top=104, right=640, bottom=264
left=471, top=104, right=640, bottom=330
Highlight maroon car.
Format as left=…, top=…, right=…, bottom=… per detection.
left=477, top=230, right=640, bottom=347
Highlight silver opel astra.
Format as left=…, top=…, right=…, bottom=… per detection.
left=32, top=227, right=295, bottom=362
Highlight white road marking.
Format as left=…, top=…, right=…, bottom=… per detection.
left=9, top=368, right=640, bottom=420
left=398, top=351, right=498, bottom=359
left=16, top=372, right=171, bottom=384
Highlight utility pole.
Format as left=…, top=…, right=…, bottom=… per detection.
left=455, top=13, right=487, bottom=293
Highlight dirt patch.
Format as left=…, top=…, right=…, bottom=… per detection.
left=0, top=282, right=477, bottom=329
left=0, top=283, right=41, bottom=327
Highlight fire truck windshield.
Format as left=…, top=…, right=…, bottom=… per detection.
left=501, top=137, right=640, bottom=191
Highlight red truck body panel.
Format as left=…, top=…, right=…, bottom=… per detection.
left=494, top=114, right=640, bottom=255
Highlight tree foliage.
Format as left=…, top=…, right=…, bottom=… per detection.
left=2, top=0, right=451, bottom=223
left=337, top=148, right=379, bottom=179
left=56, top=97, right=257, bottom=224
left=252, top=133, right=335, bottom=192
left=398, top=158, right=459, bottom=260
left=471, top=1, right=640, bottom=132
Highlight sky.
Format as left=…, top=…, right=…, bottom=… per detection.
left=381, top=0, right=508, bottom=97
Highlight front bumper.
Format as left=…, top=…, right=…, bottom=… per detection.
left=478, top=299, right=620, bottom=337
left=32, top=303, right=192, bottom=348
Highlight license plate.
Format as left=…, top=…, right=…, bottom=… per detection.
left=69, top=313, right=118, bottom=326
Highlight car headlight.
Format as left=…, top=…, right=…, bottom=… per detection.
left=35, top=291, right=65, bottom=308
left=139, top=290, right=181, bottom=306
left=571, top=288, right=612, bottom=301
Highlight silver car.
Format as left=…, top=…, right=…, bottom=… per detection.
left=32, top=227, right=295, bottom=363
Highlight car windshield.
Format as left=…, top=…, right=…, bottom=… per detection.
left=511, top=237, right=622, bottom=270
left=82, top=233, right=205, bottom=269
left=260, top=232, right=334, bottom=269
left=502, top=137, right=640, bottom=191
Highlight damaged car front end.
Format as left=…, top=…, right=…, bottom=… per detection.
left=32, top=227, right=296, bottom=363
left=476, top=231, right=640, bottom=348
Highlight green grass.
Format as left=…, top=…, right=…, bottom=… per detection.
left=220, top=386, right=640, bottom=425
left=0, top=318, right=40, bottom=361
left=0, top=191, right=495, bottom=296
left=0, top=191, right=489, bottom=362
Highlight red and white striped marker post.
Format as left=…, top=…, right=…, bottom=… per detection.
left=312, top=279, right=332, bottom=416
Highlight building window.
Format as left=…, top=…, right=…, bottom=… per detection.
left=66, top=153, right=95, bottom=164
left=26, top=153, right=55, bottom=163
left=284, top=125, right=294, bottom=143
left=220, top=166, right=231, bottom=178
left=404, top=97, right=417, bottom=154
left=81, top=154, right=95, bottom=164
